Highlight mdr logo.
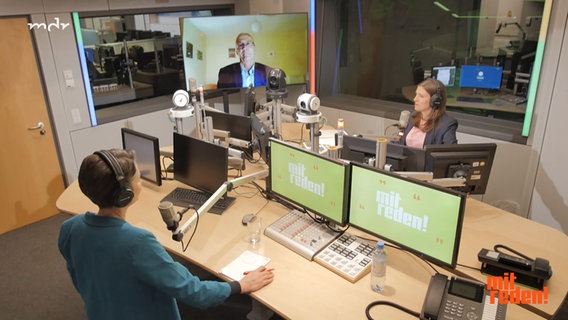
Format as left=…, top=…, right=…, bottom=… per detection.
left=28, top=17, right=70, bottom=31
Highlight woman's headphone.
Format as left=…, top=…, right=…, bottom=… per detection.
left=429, top=79, right=444, bottom=110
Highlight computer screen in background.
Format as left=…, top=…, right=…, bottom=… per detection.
left=181, top=13, right=309, bottom=91
left=121, top=128, right=161, bottom=186
left=349, top=162, right=466, bottom=268
left=424, top=143, right=497, bottom=195
left=205, top=109, right=253, bottom=160
left=269, top=138, right=350, bottom=226
left=459, top=65, right=503, bottom=90
left=205, top=110, right=252, bottom=142
left=432, top=65, right=456, bottom=87
left=338, top=134, right=426, bottom=172
left=173, top=132, right=228, bottom=194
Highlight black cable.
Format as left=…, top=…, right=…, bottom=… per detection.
left=457, top=263, right=481, bottom=272
left=250, top=181, right=269, bottom=200
left=161, top=156, right=174, bottom=180
left=233, top=183, right=263, bottom=199
left=372, top=241, right=440, bottom=275
left=493, top=244, right=533, bottom=261
left=181, top=206, right=199, bottom=252
left=365, top=300, right=420, bottom=320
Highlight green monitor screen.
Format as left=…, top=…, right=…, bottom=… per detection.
left=349, top=162, right=466, bottom=268
left=269, top=138, right=350, bottom=226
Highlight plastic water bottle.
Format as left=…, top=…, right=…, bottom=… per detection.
left=370, top=241, right=387, bottom=292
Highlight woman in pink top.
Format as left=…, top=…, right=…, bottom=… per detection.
left=399, top=78, right=458, bottom=148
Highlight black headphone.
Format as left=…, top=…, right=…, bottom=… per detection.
left=429, top=79, right=443, bottom=110
left=94, top=150, right=134, bottom=208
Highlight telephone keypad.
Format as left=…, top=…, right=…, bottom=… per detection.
left=444, top=299, right=467, bottom=319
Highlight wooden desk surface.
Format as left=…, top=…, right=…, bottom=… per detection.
left=57, top=176, right=545, bottom=320
left=456, top=199, right=568, bottom=318
left=57, top=170, right=556, bottom=319
left=55, top=124, right=553, bottom=319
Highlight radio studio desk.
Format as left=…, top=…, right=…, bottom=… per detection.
left=56, top=127, right=566, bottom=319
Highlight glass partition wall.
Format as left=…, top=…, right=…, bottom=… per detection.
left=74, top=6, right=233, bottom=124
left=316, top=0, right=547, bottom=140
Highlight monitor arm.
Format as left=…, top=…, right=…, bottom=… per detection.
left=391, top=171, right=466, bottom=188
left=212, top=129, right=251, bottom=149
left=172, top=169, right=269, bottom=242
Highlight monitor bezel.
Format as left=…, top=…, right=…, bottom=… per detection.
left=432, top=65, right=457, bottom=87
left=268, top=137, right=351, bottom=226
left=181, top=12, right=310, bottom=92
left=337, top=134, right=426, bottom=171
left=173, top=132, right=228, bottom=194
left=205, top=110, right=252, bottom=142
left=121, top=128, right=162, bottom=186
left=348, top=161, right=467, bottom=268
left=458, top=65, right=504, bottom=90
left=424, top=143, right=497, bottom=195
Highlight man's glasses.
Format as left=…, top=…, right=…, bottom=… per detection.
left=237, top=41, right=255, bottom=50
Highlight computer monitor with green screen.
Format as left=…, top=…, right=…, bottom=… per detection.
left=269, top=138, right=350, bottom=226
left=349, top=162, right=466, bottom=268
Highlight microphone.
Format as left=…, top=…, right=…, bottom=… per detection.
left=158, top=201, right=180, bottom=231
left=398, top=110, right=411, bottom=129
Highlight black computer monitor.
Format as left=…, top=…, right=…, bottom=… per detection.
left=173, top=132, right=228, bottom=194
left=424, top=143, right=497, bottom=195
left=121, top=128, right=161, bottom=186
left=432, top=65, right=457, bottom=87
left=349, top=162, right=466, bottom=268
left=205, top=110, right=252, bottom=142
left=250, top=113, right=272, bottom=163
left=269, top=138, right=351, bottom=226
left=338, top=134, right=426, bottom=171
left=459, top=65, right=503, bottom=90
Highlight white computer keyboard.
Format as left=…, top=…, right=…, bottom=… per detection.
left=314, top=233, right=375, bottom=283
left=264, top=209, right=339, bottom=260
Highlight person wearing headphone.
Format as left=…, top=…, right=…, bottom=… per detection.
left=398, top=78, right=458, bottom=148
left=58, top=149, right=274, bottom=320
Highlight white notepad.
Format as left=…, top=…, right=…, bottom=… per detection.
left=220, top=250, right=271, bottom=281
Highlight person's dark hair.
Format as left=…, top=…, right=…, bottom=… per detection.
left=79, top=149, right=136, bottom=208
left=413, top=78, right=447, bottom=132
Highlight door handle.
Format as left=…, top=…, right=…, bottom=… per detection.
left=28, top=122, right=46, bottom=135
left=28, top=122, right=45, bottom=130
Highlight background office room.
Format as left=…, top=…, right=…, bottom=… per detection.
left=1, top=0, right=567, bottom=319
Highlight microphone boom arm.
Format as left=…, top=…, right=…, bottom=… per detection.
left=172, top=169, right=269, bottom=241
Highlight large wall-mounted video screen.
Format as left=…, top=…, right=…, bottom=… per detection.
left=181, top=13, right=308, bottom=91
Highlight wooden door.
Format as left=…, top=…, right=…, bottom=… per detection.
left=0, top=17, right=65, bottom=235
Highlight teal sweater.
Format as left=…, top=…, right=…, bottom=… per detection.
left=58, top=213, right=239, bottom=320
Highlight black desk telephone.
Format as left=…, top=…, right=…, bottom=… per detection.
left=420, top=274, right=507, bottom=320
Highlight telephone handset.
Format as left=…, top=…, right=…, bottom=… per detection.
left=420, top=274, right=507, bottom=320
